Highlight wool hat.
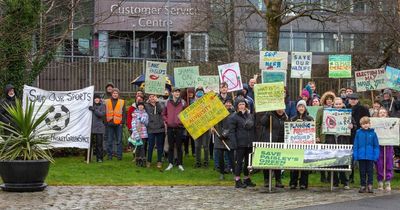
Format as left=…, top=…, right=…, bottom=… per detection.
left=383, top=88, right=392, bottom=96
left=136, top=101, right=145, bottom=107
left=297, top=100, right=307, bottom=108
left=301, top=89, right=310, bottom=98
left=94, top=93, right=101, bottom=99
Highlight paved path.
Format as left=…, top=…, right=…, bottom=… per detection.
left=0, top=186, right=397, bottom=209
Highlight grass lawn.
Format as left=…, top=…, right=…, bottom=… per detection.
left=46, top=152, right=400, bottom=189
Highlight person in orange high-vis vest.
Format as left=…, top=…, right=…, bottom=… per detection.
left=105, top=88, right=126, bottom=160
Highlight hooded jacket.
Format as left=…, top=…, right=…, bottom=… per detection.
left=320, top=91, right=336, bottom=107
left=91, top=102, right=106, bottom=134
left=350, top=102, right=370, bottom=139
left=162, top=97, right=186, bottom=128
left=0, top=84, right=16, bottom=124
left=144, top=102, right=165, bottom=134
left=353, top=128, right=380, bottom=161
left=214, top=108, right=236, bottom=150
left=229, top=111, right=255, bottom=148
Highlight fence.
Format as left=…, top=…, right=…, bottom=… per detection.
left=37, top=56, right=353, bottom=99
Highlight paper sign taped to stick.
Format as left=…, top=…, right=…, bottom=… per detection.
left=259, top=51, right=288, bottom=70
left=355, top=68, right=387, bottom=92
left=254, top=82, right=285, bottom=112
left=370, top=117, right=400, bottom=146
left=284, top=121, right=316, bottom=144
left=328, top=55, right=352, bottom=78
left=261, top=70, right=287, bottom=85
left=196, top=76, right=220, bottom=93
left=179, top=92, right=229, bottom=140
left=291, top=52, right=312, bottom=79
left=145, top=61, right=167, bottom=95
left=174, top=66, right=199, bottom=88
left=218, top=62, right=243, bottom=92
left=385, top=66, right=400, bottom=91
left=322, top=108, right=352, bottom=136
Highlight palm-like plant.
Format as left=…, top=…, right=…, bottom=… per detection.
left=0, top=99, right=54, bottom=162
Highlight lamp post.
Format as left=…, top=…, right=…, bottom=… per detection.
left=166, top=0, right=171, bottom=62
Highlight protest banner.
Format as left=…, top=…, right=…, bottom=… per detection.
left=252, top=146, right=352, bottom=168
left=196, top=75, right=220, bottom=93
left=385, top=66, right=400, bottom=91
left=328, top=55, right=352, bottom=78
left=355, top=68, right=387, bottom=92
left=370, top=117, right=400, bottom=146
left=291, top=52, right=312, bottom=78
left=22, top=85, right=94, bottom=149
left=259, top=51, right=288, bottom=70
left=307, top=106, right=321, bottom=121
left=218, top=62, right=243, bottom=92
left=284, top=121, right=316, bottom=144
left=254, top=82, right=285, bottom=113
left=322, top=108, right=352, bottom=136
left=145, top=61, right=167, bottom=95
left=174, top=66, right=199, bottom=88
left=179, top=92, right=229, bottom=140
left=261, top=70, right=287, bottom=85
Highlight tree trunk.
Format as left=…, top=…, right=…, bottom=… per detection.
left=265, top=0, right=283, bottom=51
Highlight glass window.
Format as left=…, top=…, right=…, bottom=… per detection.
left=309, top=33, right=324, bottom=52
left=341, top=34, right=354, bottom=52
left=323, top=33, right=337, bottom=52
left=189, top=33, right=208, bottom=61
left=245, top=32, right=265, bottom=51
left=293, top=32, right=307, bottom=51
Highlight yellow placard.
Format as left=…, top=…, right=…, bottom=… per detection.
left=254, top=82, right=285, bottom=112
left=179, top=92, right=229, bottom=140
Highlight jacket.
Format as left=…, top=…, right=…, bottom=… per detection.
left=260, top=111, right=288, bottom=143
left=0, top=84, right=16, bottom=125
left=131, top=109, right=149, bottom=140
left=145, top=102, right=165, bottom=134
left=91, top=103, right=106, bottom=134
left=353, top=128, right=380, bottom=161
left=214, top=109, right=236, bottom=149
left=229, top=111, right=255, bottom=148
left=162, top=97, right=186, bottom=128
left=291, top=111, right=313, bottom=122
left=381, top=98, right=400, bottom=117
left=350, top=103, right=370, bottom=138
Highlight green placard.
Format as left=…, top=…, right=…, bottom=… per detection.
left=252, top=148, right=304, bottom=168
left=328, top=55, right=352, bottom=78
left=174, top=66, right=199, bottom=88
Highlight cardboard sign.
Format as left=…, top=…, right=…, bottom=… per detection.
left=179, top=92, right=229, bottom=140
left=284, top=121, right=316, bottom=144
left=196, top=76, right=220, bottom=93
left=174, top=66, right=199, bottom=88
left=355, top=68, right=387, bottom=92
left=218, top=62, right=243, bottom=92
left=261, top=70, right=287, bottom=85
left=291, top=52, right=312, bottom=78
left=322, top=108, right=352, bottom=136
left=259, top=51, right=288, bottom=70
left=385, top=66, right=400, bottom=91
left=370, top=117, right=400, bottom=146
left=328, top=55, right=352, bottom=78
left=254, top=82, right=285, bottom=113
left=145, top=61, right=167, bottom=95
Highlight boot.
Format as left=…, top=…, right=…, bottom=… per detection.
left=243, top=178, right=256, bottom=187
left=235, top=179, right=247, bottom=189
left=367, top=185, right=374, bottom=193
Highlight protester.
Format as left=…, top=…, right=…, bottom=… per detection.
left=104, top=82, right=115, bottom=99
left=163, top=88, right=186, bottom=171
left=218, top=82, right=232, bottom=102
left=247, top=78, right=256, bottom=100
left=89, top=94, right=106, bottom=163
left=338, top=88, right=347, bottom=102
left=183, top=88, right=195, bottom=157
left=229, top=98, right=256, bottom=188
left=127, top=96, right=144, bottom=132
left=145, top=94, right=165, bottom=169
left=300, top=89, right=311, bottom=106
left=260, top=109, right=288, bottom=188
left=381, top=88, right=400, bottom=117
left=105, top=88, right=126, bottom=160
left=353, top=116, right=380, bottom=193
left=369, top=100, right=382, bottom=117
left=375, top=108, right=394, bottom=192
left=311, top=97, right=320, bottom=106
left=241, top=84, right=255, bottom=113
left=284, top=87, right=297, bottom=119
left=308, top=81, right=320, bottom=99
left=0, top=84, right=17, bottom=135
left=289, top=100, right=313, bottom=190
left=213, top=99, right=235, bottom=180
left=193, top=87, right=211, bottom=168
left=344, top=87, right=354, bottom=107
left=130, top=102, right=149, bottom=167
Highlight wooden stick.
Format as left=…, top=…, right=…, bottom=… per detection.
left=330, top=171, right=334, bottom=191
left=269, top=115, right=273, bottom=192
left=338, top=79, right=341, bottom=89
left=384, top=146, right=386, bottom=182
left=299, top=79, right=303, bottom=97
left=371, top=90, right=374, bottom=104
left=86, top=148, right=90, bottom=164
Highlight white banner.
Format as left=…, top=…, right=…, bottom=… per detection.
left=370, top=117, right=400, bottom=146
left=23, top=85, right=94, bottom=149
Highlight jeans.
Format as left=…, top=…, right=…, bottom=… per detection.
left=216, top=148, right=234, bottom=174
left=235, top=147, right=251, bottom=177
left=147, top=132, right=165, bottom=163
left=359, top=160, right=374, bottom=186
left=106, top=124, right=123, bottom=159
left=91, top=133, right=103, bottom=161
left=195, top=132, right=210, bottom=165
left=167, top=127, right=184, bottom=165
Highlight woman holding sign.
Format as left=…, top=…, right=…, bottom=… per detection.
left=289, top=100, right=313, bottom=190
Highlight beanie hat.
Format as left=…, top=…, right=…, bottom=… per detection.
left=297, top=100, right=307, bottom=108
left=301, top=89, right=310, bottom=98
left=383, top=88, right=392, bottom=96
left=94, top=93, right=101, bottom=99
left=304, top=84, right=313, bottom=97
left=137, top=101, right=145, bottom=107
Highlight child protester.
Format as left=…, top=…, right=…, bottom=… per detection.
left=89, top=94, right=106, bottom=163
left=129, top=102, right=149, bottom=167
left=376, top=108, right=394, bottom=192
left=353, top=116, right=380, bottom=193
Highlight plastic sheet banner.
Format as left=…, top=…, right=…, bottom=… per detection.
left=179, top=92, right=229, bottom=140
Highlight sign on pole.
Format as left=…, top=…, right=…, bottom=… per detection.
left=370, top=117, right=400, bottom=146
left=196, top=76, right=220, bottom=93
left=328, top=55, right=352, bottom=78
left=284, top=121, right=316, bottom=144
left=261, top=70, right=287, bottom=85
left=218, top=62, right=243, bottom=92
left=254, top=82, right=285, bottom=112
left=385, top=66, right=400, bottom=91
left=259, top=51, right=288, bottom=70
left=291, top=52, right=312, bottom=78
left=355, top=68, right=387, bottom=92
left=145, top=61, right=167, bottom=95
left=322, top=108, right=352, bottom=136
left=174, top=66, right=199, bottom=88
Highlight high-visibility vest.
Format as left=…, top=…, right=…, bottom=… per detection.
left=105, top=99, right=125, bottom=124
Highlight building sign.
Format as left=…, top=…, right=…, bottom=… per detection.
left=95, top=0, right=206, bottom=32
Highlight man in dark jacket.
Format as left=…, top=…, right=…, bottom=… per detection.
left=162, top=88, right=186, bottom=171
left=145, top=94, right=165, bottom=169
left=381, top=88, right=400, bottom=117
left=89, top=94, right=106, bottom=162
left=0, top=84, right=17, bottom=135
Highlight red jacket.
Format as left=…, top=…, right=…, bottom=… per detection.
left=162, top=98, right=186, bottom=128
left=126, top=105, right=135, bottom=130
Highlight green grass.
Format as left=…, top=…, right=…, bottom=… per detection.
left=46, top=152, right=400, bottom=189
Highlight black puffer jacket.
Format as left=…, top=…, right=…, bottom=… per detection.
left=0, top=84, right=16, bottom=124
left=260, top=111, right=288, bottom=143
left=214, top=109, right=236, bottom=150
left=229, top=111, right=255, bottom=148
left=144, top=102, right=165, bottom=134
left=291, top=111, right=313, bottom=122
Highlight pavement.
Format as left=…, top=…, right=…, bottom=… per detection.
left=0, top=186, right=397, bottom=209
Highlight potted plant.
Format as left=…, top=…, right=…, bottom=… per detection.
left=0, top=99, right=54, bottom=192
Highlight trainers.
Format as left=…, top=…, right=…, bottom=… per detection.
left=97, top=159, right=103, bottom=163
left=378, top=181, right=384, bottom=190
left=367, top=185, right=374, bottom=193
left=344, top=185, right=350, bottom=190
left=156, top=162, right=162, bottom=169
left=178, top=165, right=185, bottom=171
left=385, top=181, right=391, bottom=192
left=300, top=185, right=307, bottom=190
left=219, top=174, right=224, bottom=180
left=146, top=162, right=151, bottom=168
left=165, top=163, right=173, bottom=171
left=290, top=185, right=296, bottom=190
left=235, top=180, right=247, bottom=188
left=243, top=178, right=256, bottom=187
left=359, top=186, right=366, bottom=193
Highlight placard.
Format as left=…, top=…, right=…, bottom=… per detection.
left=145, top=61, right=167, bottom=95
left=328, top=55, right=352, bottom=78
left=355, top=68, right=387, bottom=92
left=218, top=62, right=243, bottom=92
left=261, top=70, right=287, bottom=85
left=322, top=108, right=352, bottom=136
left=174, top=66, right=199, bottom=88
left=284, top=121, right=316, bottom=144
left=254, top=82, right=285, bottom=113
left=259, top=51, right=288, bottom=70
left=370, top=117, right=400, bottom=146
left=385, top=66, right=400, bottom=91
left=291, top=52, right=312, bottom=78
left=196, top=76, right=220, bottom=93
